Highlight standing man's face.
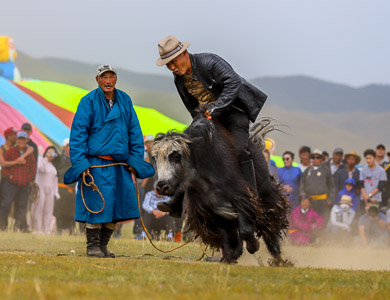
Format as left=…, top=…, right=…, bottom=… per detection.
left=96, top=72, right=117, bottom=94
left=166, top=52, right=191, bottom=76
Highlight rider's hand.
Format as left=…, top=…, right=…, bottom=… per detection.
left=204, top=109, right=212, bottom=120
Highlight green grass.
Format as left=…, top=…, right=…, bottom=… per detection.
left=0, top=228, right=389, bottom=300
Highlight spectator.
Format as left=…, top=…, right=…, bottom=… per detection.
left=359, top=149, right=387, bottom=210
left=30, top=146, right=60, bottom=234
left=263, top=149, right=279, bottom=182
left=21, top=123, right=38, bottom=164
left=383, top=162, right=390, bottom=208
left=299, top=149, right=336, bottom=219
left=142, top=187, right=176, bottom=240
left=0, top=131, right=37, bottom=231
left=334, top=151, right=361, bottom=194
left=335, top=178, right=359, bottom=212
left=328, top=194, right=355, bottom=241
left=53, top=138, right=76, bottom=234
left=326, top=147, right=346, bottom=178
left=298, top=146, right=311, bottom=173
left=375, top=144, right=388, bottom=168
left=278, top=151, right=302, bottom=209
left=0, top=127, right=34, bottom=179
left=289, top=198, right=324, bottom=246
left=322, top=151, right=329, bottom=163
left=358, top=206, right=388, bottom=246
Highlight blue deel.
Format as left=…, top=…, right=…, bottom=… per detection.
left=64, top=87, right=155, bottom=224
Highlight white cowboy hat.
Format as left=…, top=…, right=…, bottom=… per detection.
left=156, top=35, right=191, bottom=66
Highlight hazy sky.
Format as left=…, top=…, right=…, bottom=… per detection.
left=2, top=0, right=389, bottom=86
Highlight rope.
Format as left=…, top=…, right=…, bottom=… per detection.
left=80, top=162, right=195, bottom=253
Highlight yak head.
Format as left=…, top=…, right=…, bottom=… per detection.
left=151, top=131, right=192, bottom=196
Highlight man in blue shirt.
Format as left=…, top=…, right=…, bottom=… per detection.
left=278, top=151, right=302, bottom=209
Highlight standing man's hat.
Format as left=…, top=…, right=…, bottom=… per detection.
left=344, top=151, right=361, bottom=165
left=21, top=123, right=32, bottom=131
left=333, top=147, right=344, bottom=154
left=156, top=35, right=191, bottom=66
left=96, top=65, right=117, bottom=77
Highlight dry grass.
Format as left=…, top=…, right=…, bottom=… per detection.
left=0, top=227, right=389, bottom=300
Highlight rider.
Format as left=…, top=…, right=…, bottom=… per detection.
left=155, top=35, right=268, bottom=215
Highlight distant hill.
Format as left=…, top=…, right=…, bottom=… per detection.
left=15, top=52, right=390, bottom=155
left=252, top=76, right=390, bottom=113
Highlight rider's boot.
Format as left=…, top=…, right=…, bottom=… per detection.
left=240, top=159, right=257, bottom=190
left=157, top=191, right=184, bottom=218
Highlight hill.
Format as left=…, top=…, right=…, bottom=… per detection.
left=252, top=76, right=390, bottom=113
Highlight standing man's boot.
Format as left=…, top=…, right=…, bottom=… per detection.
left=86, top=228, right=105, bottom=257
left=100, top=226, right=115, bottom=258
left=240, top=159, right=257, bottom=190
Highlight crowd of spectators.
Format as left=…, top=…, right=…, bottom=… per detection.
left=267, top=145, right=390, bottom=247
left=0, top=124, right=76, bottom=234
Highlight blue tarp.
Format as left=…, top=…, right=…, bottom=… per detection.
left=0, top=77, right=70, bottom=145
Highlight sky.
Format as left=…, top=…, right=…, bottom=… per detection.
left=2, top=0, right=389, bottom=87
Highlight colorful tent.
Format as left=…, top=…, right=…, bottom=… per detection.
left=0, top=100, right=50, bottom=149
left=0, top=77, right=70, bottom=146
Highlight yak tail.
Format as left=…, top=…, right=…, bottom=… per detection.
left=249, top=117, right=288, bottom=151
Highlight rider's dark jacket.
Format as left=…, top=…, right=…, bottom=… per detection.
left=174, top=53, right=268, bottom=122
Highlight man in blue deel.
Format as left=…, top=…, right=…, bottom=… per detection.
left=64, top=65, right=154, bottom=258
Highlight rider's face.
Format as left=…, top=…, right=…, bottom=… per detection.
left=166, top=52, right=191, bottom=76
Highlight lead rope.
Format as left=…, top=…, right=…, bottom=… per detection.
left=80, top=163, right=204, bottom=254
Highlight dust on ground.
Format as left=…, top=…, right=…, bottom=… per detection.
left=238, top=242, right=390, bottom=271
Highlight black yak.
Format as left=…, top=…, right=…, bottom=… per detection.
left=152, top=113, right=290, bottom=264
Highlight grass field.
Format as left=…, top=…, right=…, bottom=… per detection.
left=0, top=225, right=389, bottom=300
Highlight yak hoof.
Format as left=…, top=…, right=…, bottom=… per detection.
left=268, top=256, right=294, bottom=267
left=246, top=238, right=260, bottom=254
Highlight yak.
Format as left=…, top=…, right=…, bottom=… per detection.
left=152, top=112, right=290, bottom=264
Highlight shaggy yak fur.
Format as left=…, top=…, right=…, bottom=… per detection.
left=152, top=113, right=290, bottom=264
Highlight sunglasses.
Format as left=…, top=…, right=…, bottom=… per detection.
left=312, top=156, right=322, bottom=160
left=283, top=157, right=290, bottom=161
